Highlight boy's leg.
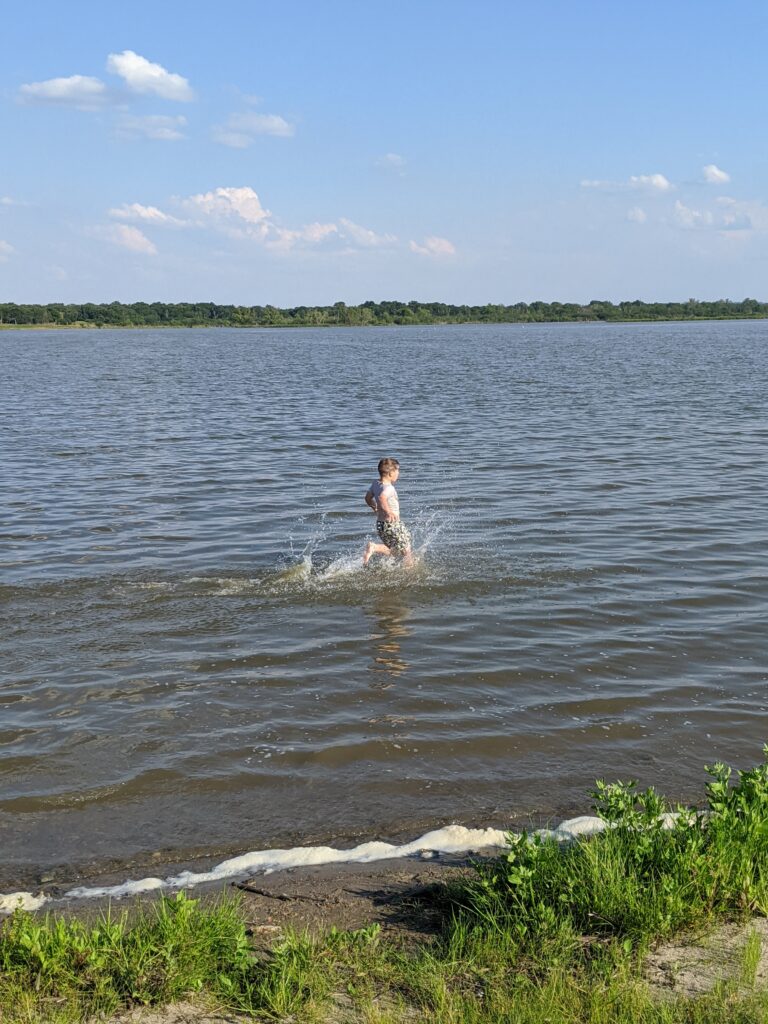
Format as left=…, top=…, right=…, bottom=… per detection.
left=392, top=523, right=414, bottom=567
left=363, top=541, right=392, bottom=565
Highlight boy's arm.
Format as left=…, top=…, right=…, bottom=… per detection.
left=364, top=489, right=377, bottom=513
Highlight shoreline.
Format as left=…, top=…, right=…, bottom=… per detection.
left=0, top=806, right=618, bottom=917
left=7, top=852, right=486, bottom=939
left=0, top=820, right=559, bottom=917
left=5, top=757, right=768, bottom=1023
left=2, top=314, right=768, bottom=331
left=0, top=807, right=541, bottom=893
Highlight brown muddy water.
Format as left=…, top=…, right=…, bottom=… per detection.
left=1, top=322, right=767, bottom=879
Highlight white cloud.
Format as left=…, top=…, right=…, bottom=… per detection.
left=673, top=200, right=714, bottom=229
left=378, top=152, right=406, bottom=167
left=703, top=163, right=730, bottom=185
left=300, top=222, right=338, bottom=243
left=581, top=172, right=672, bottom=192
left=18, top=74, right=107, bottom=110
left=268, top=222, right=339, bottom=251
left=409, top=236, right=456, bottom=257
left=629, top=173, right=672, bottom=192
left=106, top=50, right=194, bottom=101
left=627, top=207, right=647, bottom=224
left=212, top=131, right=253, bottom=149
left=183, top=186, right=272, bottom=238
left=108, top=202, right=186, bottom=226
left=137, top=184, right=402, bottom=254
left=186, top=186, right=271, bottom=224
left=103, top=224, right=157, bottom=254
left=213, top=111, right=295, bottom=146
left=338, top=218, right=397, bottom=247
left=117, top=114, right=187, bottom=141
left=0, top=240, right=14, bottom=261
left=715, top=196, right=768, bottom=234
left=376, top=152, right=407, bottom=176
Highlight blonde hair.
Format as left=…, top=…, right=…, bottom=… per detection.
left=378, top=457, right=400, bottom=477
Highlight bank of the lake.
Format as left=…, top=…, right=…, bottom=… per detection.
left=3, top=757, right=768, bottom=1023
left=2, top=313, right=768, bottom=331
left=2, top=296, right=768, bottom=329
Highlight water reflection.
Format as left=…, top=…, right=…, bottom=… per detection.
left=367, top=594, right=411, bottom=680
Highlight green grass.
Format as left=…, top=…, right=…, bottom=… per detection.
left=4, top=752, right=768, bottom=1022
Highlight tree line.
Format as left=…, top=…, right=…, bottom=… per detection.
left=1, top=297, right=766, bottom=327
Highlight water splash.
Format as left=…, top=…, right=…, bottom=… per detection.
left=124, top=508, right=459, bottom=601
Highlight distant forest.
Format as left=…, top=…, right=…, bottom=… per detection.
left=1, top=298, right=766, bottom=328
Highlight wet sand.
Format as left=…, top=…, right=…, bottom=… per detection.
left=232, top=852, right=482, bottom=947
left=32, top=850, right=488, bottom=943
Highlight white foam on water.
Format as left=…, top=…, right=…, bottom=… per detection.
left=0, top=891, right=49, bottom=913
left=0, top=815, right=613, bottom=913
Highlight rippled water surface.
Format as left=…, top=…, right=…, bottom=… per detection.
left=2, top=323, right=767, bottom=873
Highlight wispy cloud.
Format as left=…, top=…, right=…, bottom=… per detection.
left=703, top=163, right=730, bottom=185
left=183, top=185, right=366, bottom=250
left=338, top=218, right=397, bottom=247
left=673, top=200, right=714, bottom=229
left=409, top=236, right=456, bottom=257
left=18, top=50, right=193, bottom=115
left=107, top=184, right=425, bottom=257
left=0, top=240, right=14, bottom=261
left=100, top=224, right=158, bottom=254
left=716, top=196, right=768, bottom=234
left=213, top=112, right=295, bottom=147
left=106, top=50, right=194, bottom=101
left=376, top=152, right=407, bottom=176
left=629, top=174, right=672, bottom=192
left=268, top=222, right=338, bottom=251
left=116, top=114, right=188, bottom=141
left=108, top=202, right=187, bottom=226
left=18, top=74, right=108, bottom=110
left=581, top=172, right=672, bottom=193
left=627, top=207, right=647, bottom=224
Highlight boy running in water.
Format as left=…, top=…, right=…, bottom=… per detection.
left=363, top=458, right=414, bottom=566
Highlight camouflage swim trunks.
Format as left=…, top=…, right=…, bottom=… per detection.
left=376, top=519, right=412, bottom=555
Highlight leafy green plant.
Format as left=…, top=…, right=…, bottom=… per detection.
left=461, top=749, right=768, bottom=949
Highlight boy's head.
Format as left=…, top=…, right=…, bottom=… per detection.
left=378, top=457, right=400, bottom=480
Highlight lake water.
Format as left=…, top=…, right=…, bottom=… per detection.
left=2, top=322, right=767, bottom=880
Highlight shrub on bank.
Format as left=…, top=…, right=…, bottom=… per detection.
left=461, top=749, right=768, bottom=949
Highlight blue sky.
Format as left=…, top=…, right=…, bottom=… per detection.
left=2, top=0, right=766, bottom=305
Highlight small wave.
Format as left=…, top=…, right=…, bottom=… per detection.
left=189, top=576, right=262, bottom=596
left=0, top=814, right=610, bottom=913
